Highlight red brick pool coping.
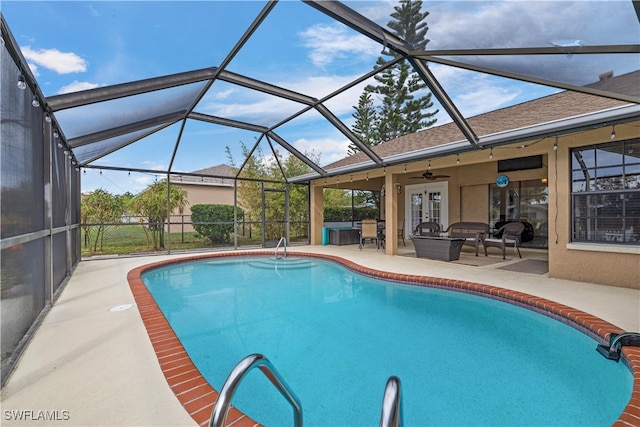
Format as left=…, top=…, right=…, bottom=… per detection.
left=127, top=251, right=640, bottom=427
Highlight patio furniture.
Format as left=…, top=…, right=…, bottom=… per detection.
left=444, top=222, right=490, bottom=256
left=414, top=221, right=441, bottom=237
left=411, top=236, right=466, bottom=261
left=397, top=219, right=406, bottom=246
left=329, top=228, right=360, bottom=245
left=485, top=222, right=525, bottom=259
left=359, top=219, right=381, bottom=250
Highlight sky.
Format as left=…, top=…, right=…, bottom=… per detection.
left=2, top=0, right=638, bottom=194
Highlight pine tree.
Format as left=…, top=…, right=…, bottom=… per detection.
left=350, top=0, right=438, bottom=152
left=349, top=92, right=379, bottom=155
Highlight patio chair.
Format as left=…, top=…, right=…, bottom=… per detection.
left=397, top=219, right=406, bottom=246
left=485, top=222, right=525, bottom=259
left=359, top=219, right=380, bottom=250
left=414, top=221, right=441, bottom=237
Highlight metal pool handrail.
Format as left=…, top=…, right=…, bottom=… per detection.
left=379, top=376, right=403, bottom=427
left=209, top=353, right=302, bottom=427
left=275, top=236, right=287, bottom=258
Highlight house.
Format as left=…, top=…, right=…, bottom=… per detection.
left=307, top=71, right=640, bottom=289
left=168, top=164, right=236, bottom=232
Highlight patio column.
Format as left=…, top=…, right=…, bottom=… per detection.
left=384, top=173, right=398, bottom=255
left=310, top=182, right=324, bottom=245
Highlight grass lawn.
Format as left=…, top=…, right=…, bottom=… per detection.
left=81, top=224, right=262, bottom=257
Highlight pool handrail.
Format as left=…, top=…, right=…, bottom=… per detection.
left=379, top=376, right=404, bottom=427
left=209, top=353, right=302, bottom=427
left=275, top=236, right=287, bottom=258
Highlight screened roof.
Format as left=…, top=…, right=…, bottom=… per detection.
left=2, top=0, right=639, bottom=188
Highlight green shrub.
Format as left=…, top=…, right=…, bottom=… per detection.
left=324, top=206, right=379, bottom=221
left=191, top=204, right=241, bottom=244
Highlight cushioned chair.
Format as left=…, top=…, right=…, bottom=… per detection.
left=359, top=219, right=380, bottom=250
left=485, top=222, right=525, bottom=259
left=414, top=221, right=441, bottom=237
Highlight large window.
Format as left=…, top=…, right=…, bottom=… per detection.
left=571, top=139, right=640, bottom=244
left=489, top=180, right=548, bottom=248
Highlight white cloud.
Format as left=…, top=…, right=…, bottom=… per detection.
left=27, top=62, right=39, bottom=77
left=214, top=88, right=236, bottom=100
left=21, top=46, right=87, bottom=74
left=294, top=137, right=350, bottom=165
left=141, top=161, right=168, bottom=171
left=426, top=1, right=636, bottom=84
left=134, top=176, right=152, bottom=185
left=58, top=80, right=99, bottom=94
left=430, top=65, right=521, bottom=118
left=299, top=24, right=380, bottom=67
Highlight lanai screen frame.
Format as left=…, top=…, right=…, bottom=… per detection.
left=1, top=0, right=639, bottom=385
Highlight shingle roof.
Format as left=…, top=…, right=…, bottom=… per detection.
left=325, top=71, right=637, bottom=171
left=170, top=164, right=236, bottom=185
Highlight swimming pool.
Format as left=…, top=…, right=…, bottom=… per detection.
left=133, top=253, right=636, bottom=426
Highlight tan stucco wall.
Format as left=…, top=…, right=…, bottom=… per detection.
left=547, top=124, right=640, bottom=289
left=312, top=120, right=640, bottom=288
left=169, top=183, right=235, bottom=232
left=460, top=184, right=488, bottom=223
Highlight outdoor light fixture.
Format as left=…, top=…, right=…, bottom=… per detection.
left=489, top=148, right=493, bottom=159
left=44, top=113, right=51, bottom=123
left=31, top=95, right=40, bottom=108
left=456, top=154, right=460, bottom=165
left=17, top=75, right=26, bottom=90
left=428, top=160, right=431, bottom=170
left=57, top=141, right=63, bottom=148
left=53, top=129, right=59, bottom=139
left=396, top=184, right=402, bottom=194
left=611, top=125, right=616, bottom=139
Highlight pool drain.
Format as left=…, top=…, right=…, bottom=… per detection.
left=108, top=304, right=134, bottom=312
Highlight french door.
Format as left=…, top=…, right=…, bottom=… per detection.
left=405, top=182, right=449, bottom=237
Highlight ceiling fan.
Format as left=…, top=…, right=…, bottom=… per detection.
left=411, top=170, right=451, bottom=180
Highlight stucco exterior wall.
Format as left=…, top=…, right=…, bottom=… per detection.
left=310, top=121, right=640, bottom=288
left=547, top=125, right=640, bottom=289
left=169, top=183, right=235, bottom=232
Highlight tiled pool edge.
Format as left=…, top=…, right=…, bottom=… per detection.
left=127, top=251, right=640, bottom=427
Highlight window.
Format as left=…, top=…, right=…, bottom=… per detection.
left=571, top=139, right=640, bottom=244
left=489, top=180, right=548, bottom=248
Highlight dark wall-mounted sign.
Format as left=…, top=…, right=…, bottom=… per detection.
left=498, top=155, right=543, bottom=172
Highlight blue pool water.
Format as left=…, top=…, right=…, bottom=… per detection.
left=142, top=256, right=633, bottom=426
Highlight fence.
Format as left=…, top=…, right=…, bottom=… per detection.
left=81, top=215, right=310, bottom=257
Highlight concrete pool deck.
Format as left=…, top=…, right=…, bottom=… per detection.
left=1, top=244, right=639, bottom=426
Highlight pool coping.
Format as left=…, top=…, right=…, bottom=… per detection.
left=126, top=251, right=640, bottom=427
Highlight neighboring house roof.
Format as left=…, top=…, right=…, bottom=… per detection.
left=170, top=164, right=237, bottom=186
left=323, top=71, right=639, bottom=173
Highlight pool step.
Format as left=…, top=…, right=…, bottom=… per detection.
left=247, top=257, right=317, bottom=270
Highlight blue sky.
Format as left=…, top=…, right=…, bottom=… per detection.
left=2, top=1, right=637, bottom=194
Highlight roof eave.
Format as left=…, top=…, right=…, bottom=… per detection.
left=289, top=103, right=640, bottom=183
